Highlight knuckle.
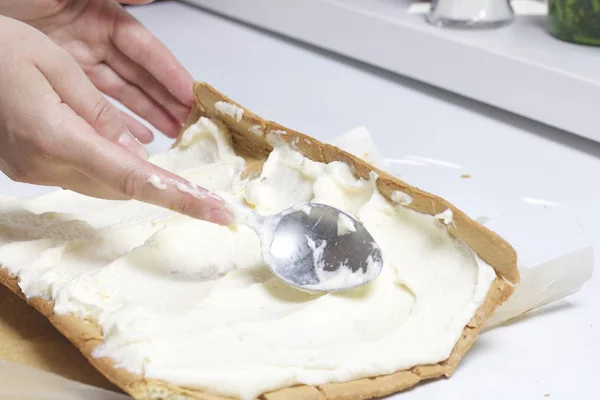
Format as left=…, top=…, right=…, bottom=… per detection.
left=117, top=169, right=145, bottom=199
left=91, top=98, right=117, bottom=131
left=175, top=193, right=193, bottom=215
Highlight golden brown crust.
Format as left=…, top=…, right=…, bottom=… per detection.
left=0, top=81, right=518, bottom=400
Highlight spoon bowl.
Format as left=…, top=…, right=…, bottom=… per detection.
left=231, top=202, right=383, bottom=292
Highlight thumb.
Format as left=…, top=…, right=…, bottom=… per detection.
left=37, top=47, right=148, bottom=160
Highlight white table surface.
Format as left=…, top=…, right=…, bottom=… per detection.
left=185, top=0, right=600, bottom=145
left=1, top=1, right=597, bottom=399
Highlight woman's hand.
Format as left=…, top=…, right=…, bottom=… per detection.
left=0, top=16, right=232, bottom=225
left=0, top=0, right=193, bottom=143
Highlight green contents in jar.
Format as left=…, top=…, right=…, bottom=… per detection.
left=548, top=0, right=600, bottom=46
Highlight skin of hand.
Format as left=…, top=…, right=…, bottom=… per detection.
left=0, top=0, right=186, bottom=143
left=0, top=14, right=233, bottom=225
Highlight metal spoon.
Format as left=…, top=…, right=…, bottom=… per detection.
left=228, top=202, right=383, bottom=292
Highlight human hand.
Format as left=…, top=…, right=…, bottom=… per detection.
left=0, top=16, right=232, bottom=225
left=0, top=0, right=193, bottom=143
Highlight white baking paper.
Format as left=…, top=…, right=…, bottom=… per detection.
left=0, top=360, right=129, bottom=400
left=485, top=247, right=594, bottom=328
left=328, top=126, right=389, bottom=171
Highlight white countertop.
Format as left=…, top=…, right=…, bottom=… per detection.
left=1, top=1, right=597, bottom=399
left=186, top=0, right=600, bottom=144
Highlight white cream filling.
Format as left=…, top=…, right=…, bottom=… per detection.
left=249, top=125, right=264, bottom=136
left=391, top=190, right=413, bottom=206
left=146, top=174, right=167, bottom=190
left=336, top=213, right=357, bottom=236
left=435, top=208, right=454, bottom=226
left=0, top=120, right=496, bottom=400
left=215, top=101, right=244, bottom=122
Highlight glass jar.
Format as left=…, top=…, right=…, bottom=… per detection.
left=548, top=0, right=600, bottom=46
left=427, top=0, right=515, bottom=29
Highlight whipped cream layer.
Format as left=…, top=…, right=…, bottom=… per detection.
left=0, top=117, right=496, bottom=399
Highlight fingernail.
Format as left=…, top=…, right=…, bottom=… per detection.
left=205, top=209, right=234, bottom=226
left=118, top=132, right=149, bottom=160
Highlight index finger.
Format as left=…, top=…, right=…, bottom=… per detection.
left=59, top=110, right=233, bottom=226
